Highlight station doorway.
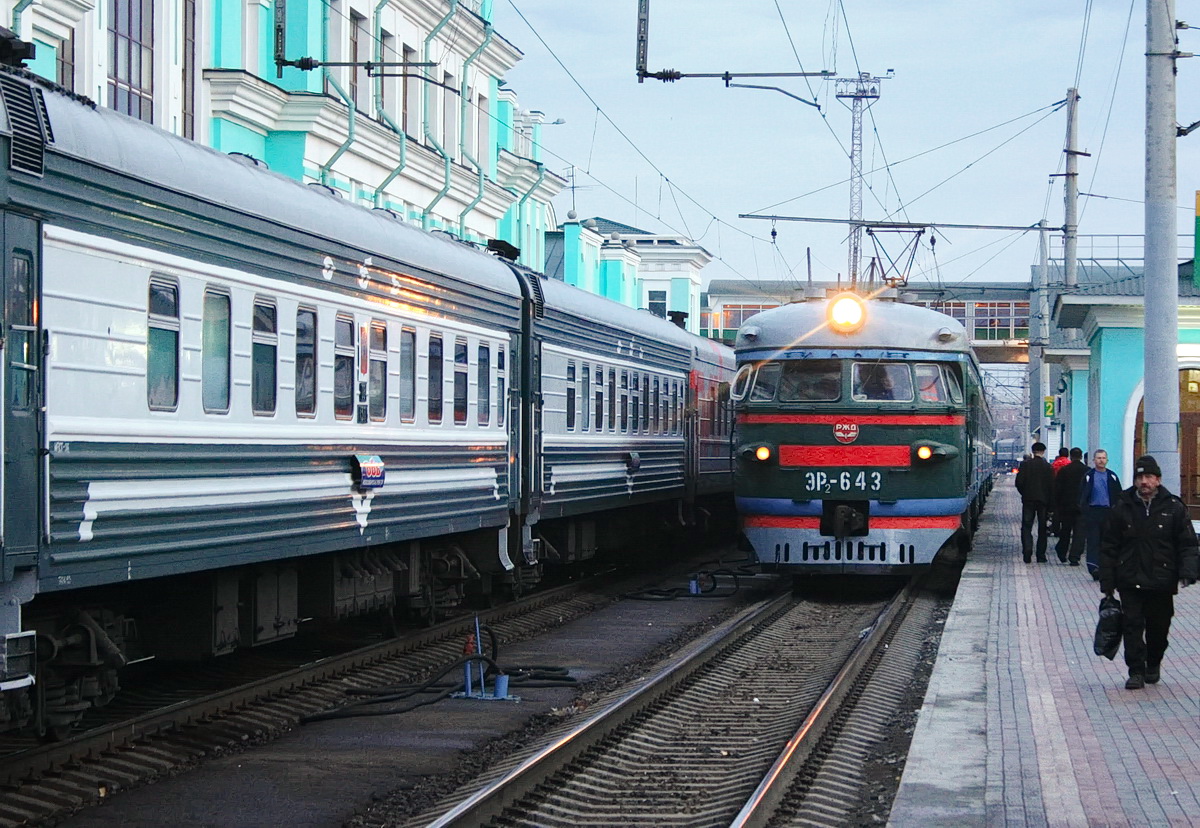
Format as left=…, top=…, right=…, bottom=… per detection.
left=1133, top=368, right=1200, bottom=520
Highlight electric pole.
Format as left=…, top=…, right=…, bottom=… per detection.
left=836, top=73, right=883, bottom=287
left=1063, top=88, right=1084, bottom=289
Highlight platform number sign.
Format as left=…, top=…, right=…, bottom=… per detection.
left=1044, top=395, right=1055, bottom=418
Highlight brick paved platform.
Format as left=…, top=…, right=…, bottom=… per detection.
left=890, top=475, right=1200, bottom=827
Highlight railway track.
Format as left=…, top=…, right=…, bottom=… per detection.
left=0, top=578, right=623, bottom=826
left=395, top=578, right=941, bottom=827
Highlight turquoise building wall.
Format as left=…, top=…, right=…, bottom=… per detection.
left=1090, top=328, right=1141, bottom=483
left=27, top=39, right=55, bottom=80
left=1068, top=368, right=1088, bottom=453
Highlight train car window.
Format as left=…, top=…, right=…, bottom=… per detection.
left=594, top=367, right=604, bottom=430
left=642, top=373, right=650, bottom=430
left=334, top=315, right=355, bottom=419
left=777, top=360, right=841, bottom=402
left=566, top=361, right=576, bottom=430
left=942, top=365, right=964, bottom=403
left=479, top=345, right=491, bottom=426
left=369, top=322, right=387, bottom=421
left=652, top=377, right=660, bottom=432
left=8, top=255, right=35, bottom=410
left=631, top=373, right=640, bottom=432
left=749, top=363, right=781, bottom=402
left=608, top=369, right=616, bottom=431
left=672, top=381, right=680, bottom=434
left=497, top=347, right=507, bottom=427
left=914, top=363, right=949, bottom=403
left=295, top=308, right=317, bottom=416
left=620, top=371, right=629, bottom=431
left=399, top=328, right=416, bottom=421
left=718, top=381, right=731, bottom=436
left=252, top=300, right=277, bottom=415
left=428, top=334, right=444, bottom=423
left=202, top=290, right=231, bottom=413
left=852, top=363, right=914, bottom=402
left=454, top=339, right=468, bottom=424
left=147, top=279, right=179, bottom=410
left=730, top=364, right=754, bottom=401
left=581, top=362, right=591, bottom=430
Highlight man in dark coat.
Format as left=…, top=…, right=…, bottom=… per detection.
left=1015, top=442, right=1054, bottom=563
left=1099, top=455, right=1198, bottom=689
left=1052, top=447, right=1087, bottom=563
left=1076, top=449, right=1122, bottom=577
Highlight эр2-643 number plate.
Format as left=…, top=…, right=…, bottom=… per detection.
left=801, top=469, right=884, bottom=495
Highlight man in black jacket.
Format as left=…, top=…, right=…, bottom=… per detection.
left=1099, top=455, right=1199, bottom=690
left=1015, top=442, right=1054, bottom=563
left=1052, top=447, right=1087, bottom=563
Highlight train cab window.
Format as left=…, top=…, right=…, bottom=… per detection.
left=369, top=322, right=387, bottom=421
left=453, top=339, right=468, bottom=425
left=852, top=363, right=913, bottom=402
left=479, top=345, right=491, bottom=426
left=943, top=365, right=964, bottom=404
left=147, top=279, right=179, bottom=410
left=749, top=363, right=781, bottom=402
left=594, top=367, right=604, bottom=430
left=777, top=360, right=841, bottom=402
left=730, top=364, right=754, bottom=402
left=428, top=334, right=444, bottom=423
left=631, top=373, right=640, bottom=432
left=620, top=371, right=629, bottom=431
left=334, top=315, right=355, bottom=419
left=581, top=362, right=591, bottom=430
left=914, top=363, right=949, bottom=403
left=399, top=328, right=416, bottom=421
left=202, top=290, right=231, bottom=413
left=252, top=300, right=277, bottom=415
left=566, top=361, right=576, bottom=430
left=497, top=347, right=507, bottom=427
left=608, top=369, right=616, bottom=431
left=295, top=308, right=317, bottom=416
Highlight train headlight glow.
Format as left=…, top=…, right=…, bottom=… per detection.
left=755, top=446, right=772, bottom=462
left=828, top=293, right=866, bottom=333
left=916, top=445, right=933, bottom=461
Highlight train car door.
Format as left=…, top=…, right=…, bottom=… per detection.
left=1, top=213, right=41, bottom=573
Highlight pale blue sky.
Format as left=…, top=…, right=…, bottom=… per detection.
left=490, top=0, right=1200, bottom=291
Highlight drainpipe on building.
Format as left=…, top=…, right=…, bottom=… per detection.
left=422, top=0, right=459, bottom=230
left=319, top=1, right=357, bottom=188
left=371, top=0, right=407, bottom=206
left=513, top=165, right=545, bottom=266
left=10, top=0, right=32, bottom=33
left=457, top=23, right=493, bottom=236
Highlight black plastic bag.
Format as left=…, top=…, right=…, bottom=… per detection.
left=1094, top=595, right=1123, bottom=660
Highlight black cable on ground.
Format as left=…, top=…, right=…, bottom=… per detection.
left=623, top=567, right=744, bottom=601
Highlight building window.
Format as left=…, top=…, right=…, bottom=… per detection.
left=399, top=328, right=416, bottom=421
left=251, top=300, right=277, bottom=415
left=295, top=308, right=317, bottom=416
left=202, top=290, right=230, bottom=413
left=402, top=44, right=417, bottom=134
left=648, top=290, right=667, bottom=318
left=442, top=72, right=457, bottom=153
left=57, top=29, right=75, bottom=92
left=147, top=279, right=178, bottom=410
left=369, top=322, right=387, bottom=421
left=334, top=315, right=354, bottom=419
left=108, top=0, right=155, bottom=122
left=428, top=333, right=444, bottom=423
left=349, top=11, right=368, bottom=112
left=379, top=30, right=394, bottom=116
left=181, top=0, right=195, bottom=137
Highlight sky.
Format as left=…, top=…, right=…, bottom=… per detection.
left=487, top=0, right=1200, bottom=293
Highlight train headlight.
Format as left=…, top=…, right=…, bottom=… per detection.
left=828, top=293, right=866, bottom=334
left=740, top=443, right=777, bottom=464
left=755, top=446, right=772, bottom=462
left=912, top=441, right=960, bottom=463
left=916, top=445, right=933, bottom=461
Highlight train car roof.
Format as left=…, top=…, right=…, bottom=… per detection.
left=37, top=83, right=522, bottom=300
left=734, top=297, right=972, bottom=355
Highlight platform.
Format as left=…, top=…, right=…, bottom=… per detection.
left=890, top=476, right=1200, bottom=826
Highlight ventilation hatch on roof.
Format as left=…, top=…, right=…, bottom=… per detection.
left=0, top=75, right=49, bottom=177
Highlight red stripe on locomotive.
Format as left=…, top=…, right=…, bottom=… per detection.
left=744, top=516, right=961, bottom=529
left=738, top=413, right=965, bottom=426
left=779, top=445, right=910, bottom=467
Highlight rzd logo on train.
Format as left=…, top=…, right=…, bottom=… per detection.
left=833, top=422, right=859, bottom=444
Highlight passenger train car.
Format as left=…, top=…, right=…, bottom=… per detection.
left=732, top=292, right=993, bottom=575
left=0, top=65, right=734, bottom=735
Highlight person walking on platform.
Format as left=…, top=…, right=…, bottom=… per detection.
left=1016, top=442, right=1054, bottom=563
left=1053, top=447, right=1087, bottom=563
left=1049, top=447, right=1071, bottom=536
left=1076, top=449, right=1122, bottom=577
left=1099, top=455, right=1198, bottom=689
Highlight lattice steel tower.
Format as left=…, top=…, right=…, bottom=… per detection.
left=835, top=73, right=882, bottom=286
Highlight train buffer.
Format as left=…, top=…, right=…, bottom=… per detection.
left=890, top=476, right=1200, bottom=825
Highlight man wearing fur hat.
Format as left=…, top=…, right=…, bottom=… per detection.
left=1099, top=455, right=1199, bottom=690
